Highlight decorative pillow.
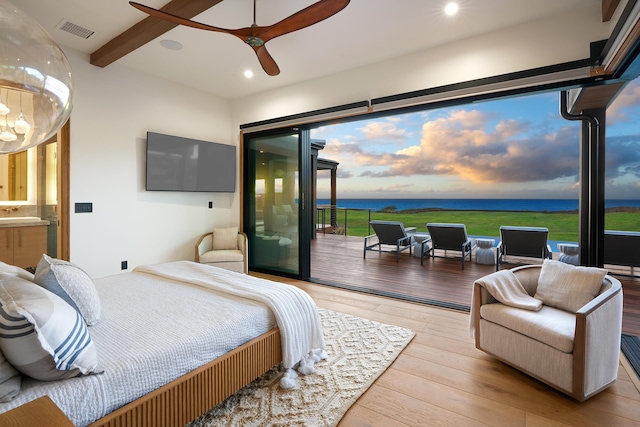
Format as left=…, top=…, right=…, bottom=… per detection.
left=534, top=259, right=607, bottom=313
left=0, top=274, right=101, bottom=381
left=212, top=226, right=239, bottom=250
left=0, top=349, right=21, bottom=402
left=0, top=261, right=35, bottom=282
left=34, top=254, right=101, bottom=326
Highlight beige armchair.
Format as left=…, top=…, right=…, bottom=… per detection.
left=195, top=228, right=248, bottom=274
left=471, top=263, right=623, bottom=401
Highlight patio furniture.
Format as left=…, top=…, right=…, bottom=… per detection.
left=364, top=220, right=423, bottom=261
left=425, top=223, right=476, bottom=269
left=496, top=226, right=552, bottom=271
left=558, top=243, right=579, bottom=265
left=604, top=230, right=640, bottom=268
left=411, top=232, right=431, bottom=258
left=471, top=262, right=623, bottom=401
left=475, top=238, right=495, bottom=265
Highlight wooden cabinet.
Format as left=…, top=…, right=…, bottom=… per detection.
left=0, top=225, right=47, bottom=269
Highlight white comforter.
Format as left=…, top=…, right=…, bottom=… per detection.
left=135, top=261, right=327, bottom=386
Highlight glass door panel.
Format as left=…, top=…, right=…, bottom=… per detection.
left=244, top=130, right=301, bottom=276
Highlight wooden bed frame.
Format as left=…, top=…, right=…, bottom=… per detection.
left=88, top=327, right=282, bottom=427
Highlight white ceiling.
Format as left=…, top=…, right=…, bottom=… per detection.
left=12, top=0, right=603, bottom=100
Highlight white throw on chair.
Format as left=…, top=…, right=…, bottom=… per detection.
left=195, top=227, right=248, bottom=274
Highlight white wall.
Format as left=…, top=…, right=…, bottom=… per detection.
left=230, top=4, right=611, bottom=127
left=66, top=49, right=235, bottom=278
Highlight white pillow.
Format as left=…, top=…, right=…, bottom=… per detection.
left=534, top=259, right=607, bottom=313
left=0, top=274, right=101, bottom=381
left=0, top=261, right=34, bottom=282
left=212, top=227, right=239, bottom=250
left=34, top=255, right=101, bottom=326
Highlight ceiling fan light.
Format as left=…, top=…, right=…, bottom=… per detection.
left=14, top=113, right=30, bottom=134
left=0, top=102, right=8, bottom=116
left=445, top=2, right=459, bottom=16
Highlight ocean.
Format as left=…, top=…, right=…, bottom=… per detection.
left=315, top=198, right=640, bottom=212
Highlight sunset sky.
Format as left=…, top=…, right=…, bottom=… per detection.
left=310, top=78, right=640, bottom=200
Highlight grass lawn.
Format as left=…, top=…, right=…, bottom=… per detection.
left=330, top=209, right=640, bottom=242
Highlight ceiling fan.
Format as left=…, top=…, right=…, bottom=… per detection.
left=129, top=0, right=351, bottom=76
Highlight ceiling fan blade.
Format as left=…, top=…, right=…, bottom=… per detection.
left=257, top=0, right=350, bottom=42
left=129, top=2, right=252, bottom=39
left=252, top=45, right=281, bottom=76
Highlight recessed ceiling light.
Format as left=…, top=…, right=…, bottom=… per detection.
left=244, top=69, right=254, bottom=79
left=444, top=2, right=459, bottom=16
left=159, top=39, right=183, bottom=50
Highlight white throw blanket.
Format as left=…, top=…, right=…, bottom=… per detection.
left=134, top=261, right=326, bottom=388
left=470, top=269, right=542, bottom=337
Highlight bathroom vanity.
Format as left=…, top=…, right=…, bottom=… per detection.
left=0, top=217, right=49, bottom=269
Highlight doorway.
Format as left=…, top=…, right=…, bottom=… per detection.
left=242, top=127, right=312, bottom=279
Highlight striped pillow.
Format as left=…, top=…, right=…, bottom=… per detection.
left=0, top=274, right=101, bottom=381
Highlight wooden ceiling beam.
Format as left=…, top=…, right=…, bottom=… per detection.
left=602, top=0, right=621, bottom=22
left=90, top=0, right=224, bottom=68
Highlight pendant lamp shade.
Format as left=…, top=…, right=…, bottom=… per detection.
left=0, top=0, right=74, bottom=153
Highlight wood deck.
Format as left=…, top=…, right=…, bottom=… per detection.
left=310, top=233, right=640, bottom=337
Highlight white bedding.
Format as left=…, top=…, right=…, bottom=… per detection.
left=0, top=267, right=276, bottom=426
left=136, top=261, right=326, bottom=384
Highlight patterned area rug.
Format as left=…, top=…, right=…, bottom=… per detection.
left=188, top=308, right=415, bottom=427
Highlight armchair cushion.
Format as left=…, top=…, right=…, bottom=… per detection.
left=480, top=304, right=576, bottom=353
left=212, top=226, right=239, bottom=250
left=199, top=250, right=244, bottom=264
left=534, top=259, right=607, bottom=313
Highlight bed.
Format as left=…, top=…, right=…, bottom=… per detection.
left=0, top=259, right=325, bottom=427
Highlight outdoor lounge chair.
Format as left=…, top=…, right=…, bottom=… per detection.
left=426, top=223, right=476, bottom=269
left=604, top=230, right=640, bottom=268
left=364, top=220, right=423, bottom=261
left=496, top=226, right=552, bottom=270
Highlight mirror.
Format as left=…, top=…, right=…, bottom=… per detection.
left=0, top=151, right=28, bottom=201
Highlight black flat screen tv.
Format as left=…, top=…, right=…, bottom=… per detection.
left=145, top=132, right=236, bottom=192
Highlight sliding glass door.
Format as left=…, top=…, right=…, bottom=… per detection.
left=243, top=128, right=311, bottom=278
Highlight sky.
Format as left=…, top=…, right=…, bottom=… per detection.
left=310, top=78, right=640, bottom=200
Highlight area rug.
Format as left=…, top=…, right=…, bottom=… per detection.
left=188, top=308, right=415, bottom=427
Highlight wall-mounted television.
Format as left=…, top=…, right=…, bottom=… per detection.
left=145, top=132, right=236, bottom=192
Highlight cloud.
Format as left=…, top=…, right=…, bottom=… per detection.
left=356, top=119, right=410, bottom=142
left=364, top=109, right=581, bottom=183
left=608, top=79, right=640, bottom=124
left=606, top=134, right=640, bottom=177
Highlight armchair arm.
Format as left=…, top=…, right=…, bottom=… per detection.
left=195, top=233, right=213, bottom=262
left=237, top=232, right=248, bottom=274
left=573, top=276, right=623, bottom=400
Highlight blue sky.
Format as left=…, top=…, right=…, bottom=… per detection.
left=310, top=78, right=640, bottom=200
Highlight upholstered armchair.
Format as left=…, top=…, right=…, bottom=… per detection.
left=195, top=227, right=248, bottom=274
left=471, top=261, right=623, bottom=401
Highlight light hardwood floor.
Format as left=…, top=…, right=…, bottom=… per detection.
left=255, top=273, right=640, bottom=427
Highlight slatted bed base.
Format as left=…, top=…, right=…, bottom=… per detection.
left=88, top=327, right=282, bottom=427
